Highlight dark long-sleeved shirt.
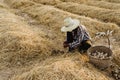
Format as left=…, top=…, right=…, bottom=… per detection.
left=68, top=25, right=91, bottom=48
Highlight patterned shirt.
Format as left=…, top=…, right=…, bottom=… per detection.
left=69, top=25, right=91, bottom=48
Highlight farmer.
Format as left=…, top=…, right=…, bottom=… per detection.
left=61, top=17, right=92, bottom=53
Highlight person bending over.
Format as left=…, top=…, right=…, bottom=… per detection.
left=61, top=17, right=92, bottom=53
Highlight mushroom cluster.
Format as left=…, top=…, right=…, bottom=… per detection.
left=89, top=51, right=111, bottom=59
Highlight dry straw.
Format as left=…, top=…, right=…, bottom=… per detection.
left=5, top=0, right=120, bottom=65
left=10, top=56, right=113, bottom=80
left=6, top=0, right=120, bottom=44
left=4, top=0, right=35, bottom=9
left=32, top=0, right=120, bottom=10
left=32, top=0, right=62, bottom=5
left=3, top=0, right=120, bottom=69
left=1, top=0, right=120, bottom=80
left=85, top=0, right=120, bottom=10
left=0, top=2, right=8, bottom=9
left=17, top=4, right=119, bottom=36
left=95, top=0, right=120, bottom=3
left=64, top=0, right=120, bottom=10
left=0, top=7, right=55, bottom=67
left=60, top=0, right=88, bottom=3
left=56, top=2, right=120, bottom=25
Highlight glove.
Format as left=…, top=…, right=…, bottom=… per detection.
left=63, top=41, right=69, bottom=48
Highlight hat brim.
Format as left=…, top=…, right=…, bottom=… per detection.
left=61, top=19, right=80, bottom=32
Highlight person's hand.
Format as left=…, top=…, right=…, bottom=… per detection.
left=63, top=41, right=69, bottom=48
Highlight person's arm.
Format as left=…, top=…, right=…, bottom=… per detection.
left=63, top=32, right=73, bottom=48
left=82, top=25, right=92, bottom=41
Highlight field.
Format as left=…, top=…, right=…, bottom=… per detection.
left=0, top=0, right=120, bottom=80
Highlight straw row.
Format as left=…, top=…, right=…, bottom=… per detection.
left=56, top=2, right=120, bottom=25
left=95, top=0, right=120, bottom=3
left=60, top=0, right=120, bottom=10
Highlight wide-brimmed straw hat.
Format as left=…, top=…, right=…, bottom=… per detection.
left=61, top=17, right=80, bottom=32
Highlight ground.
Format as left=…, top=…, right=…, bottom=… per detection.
left=0, top=0, right=120, bottom=80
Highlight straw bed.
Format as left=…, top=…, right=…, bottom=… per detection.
left=59, top=0, right=120, bottom=10
left=0, top=8, right=54, bottom=66
left=11, top=57, right=113, bottom=80
left=56, top=2, right=120, bottom=25
left=95, top=0, right=120, bottom=3
left=17, top=5, right=119, bottom=37
left=0, top=0, right=120, bottom=80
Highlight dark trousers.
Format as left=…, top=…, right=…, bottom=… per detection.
left=78, top=40, right=91, bottom=52
left=67, top=32, right=91, bottom=52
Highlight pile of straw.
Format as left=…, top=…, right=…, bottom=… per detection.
left=0, top=7, right=54, bottom=66
left=11, top=56, right=113, bottom=80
